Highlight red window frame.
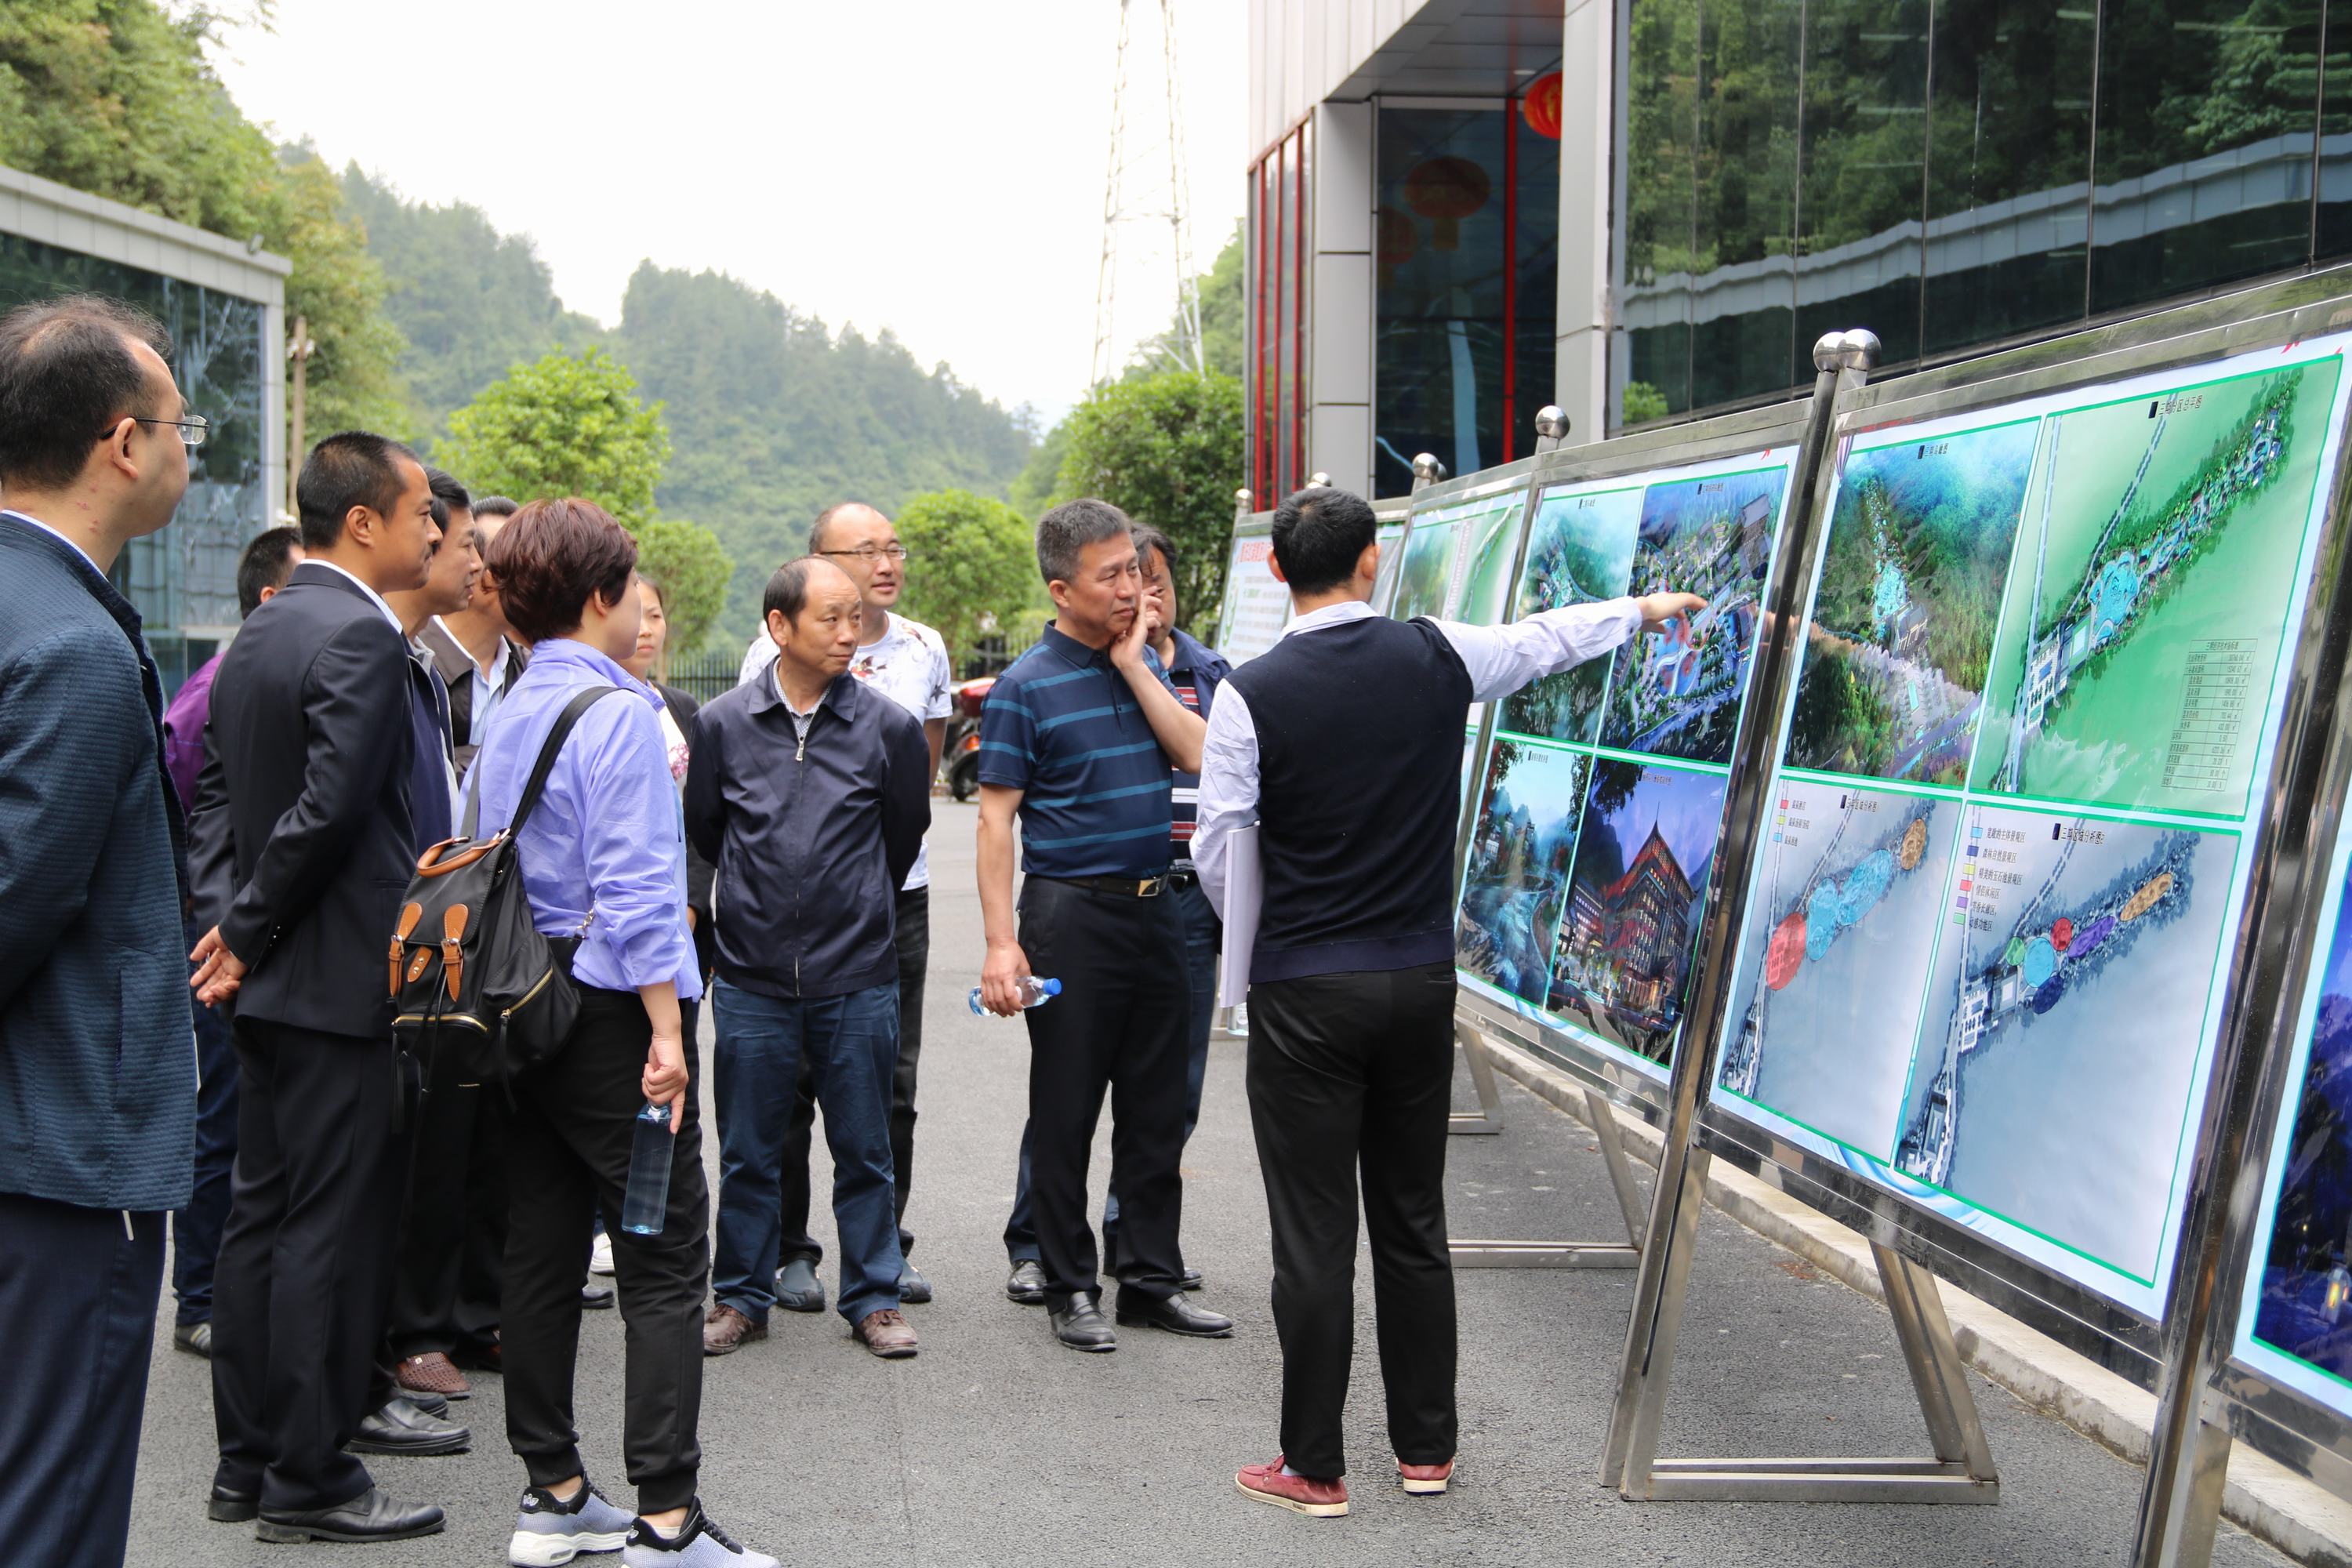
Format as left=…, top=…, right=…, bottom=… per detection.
left=1247, top=117, right=1312, bottom=503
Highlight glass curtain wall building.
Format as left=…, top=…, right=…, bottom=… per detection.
left=0, top=165, right=288, bottom=692
left=1247, top=0, right=2352, bottom=488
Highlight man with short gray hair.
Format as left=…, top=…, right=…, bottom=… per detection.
left=973, top=499, right=1233, bottom=1353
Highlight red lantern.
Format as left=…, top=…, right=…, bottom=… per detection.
left=1522, top=71, right=1564, bottom=140
left=1403, top=156, right=1491, bottom=251
left=1377, top=205, right=1417, bottom=287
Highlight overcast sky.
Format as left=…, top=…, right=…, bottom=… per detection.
left=206, top=1, right=1247, bottom=423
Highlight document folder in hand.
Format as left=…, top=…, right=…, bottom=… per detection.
left=1218, top=823, right=1261, bottom=1010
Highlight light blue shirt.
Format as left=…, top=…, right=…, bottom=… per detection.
left=470, top=639, right=701, bottom=1001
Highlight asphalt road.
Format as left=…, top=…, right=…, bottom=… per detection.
left=126, top=800, right=2290, bottom=1567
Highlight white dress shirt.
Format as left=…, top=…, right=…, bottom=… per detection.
left=1194, top=596, right=1643, bottom=918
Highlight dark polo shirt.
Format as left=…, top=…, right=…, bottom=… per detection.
left=977, top=622, right=1180, bottom=878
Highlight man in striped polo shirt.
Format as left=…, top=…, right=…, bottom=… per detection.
left=975, top=499, right=1236, bottom=1352
left=1000, top=526, right=1231, bottom=1300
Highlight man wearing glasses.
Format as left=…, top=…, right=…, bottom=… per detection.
left=734, top=504, right=952, bottom=1310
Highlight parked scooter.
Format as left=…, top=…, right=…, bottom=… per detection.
left=944, top=675, right=996, bottom=801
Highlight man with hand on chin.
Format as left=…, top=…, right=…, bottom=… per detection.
left=1195, top=485, right=1704, bottom=1518
left=975, top=499, right=1233, bottom=1354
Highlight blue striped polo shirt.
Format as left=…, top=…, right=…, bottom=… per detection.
left=977, top=622, right=1179, bottom=878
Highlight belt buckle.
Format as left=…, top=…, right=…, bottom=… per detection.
left=1137, top=877, right=1163, bottom=898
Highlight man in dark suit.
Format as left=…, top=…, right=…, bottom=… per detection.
left=0, top=293, right=199, bottom=1568
left=188, top=430, right=459, bottom=1544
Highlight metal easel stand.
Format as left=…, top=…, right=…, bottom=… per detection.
left=1608, top=1147, right=1999, bottom=1502
left=1597, top=327, right=1998, bottom=1504
left=1446, top=1022, right=1650, bottom=1269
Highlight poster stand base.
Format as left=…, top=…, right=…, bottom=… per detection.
left=1610, top=1185, right=2000, bottom=1505
left=1447, top=1025, right=1648, bottom=1270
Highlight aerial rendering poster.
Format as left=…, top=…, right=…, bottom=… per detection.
left=1391, top=510, right=1463, bottom=622
left=1970, top=360, right=2343, bottom=817
left=1893, top=806, right=2238, bottom=1285
left=1785, top=420, right=2040, bottom=784
left=1598, top=466, right=1786, bottom=764
left=1454, top=498, right=1529, bottom=626
left=1456, top=739, right=1588, bottom=1007
left=1498, top=484, right=1642, bottom=744
left=1719, top=783, right=1958, bottom=1156
left=1547, top=758, right=1726, bottom=1064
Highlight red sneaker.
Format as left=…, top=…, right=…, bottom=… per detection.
left=1236, top=1455, right=1348, bottom=1517
left=1398, top=1457, right=1456, bottom=1495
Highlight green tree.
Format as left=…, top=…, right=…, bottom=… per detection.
left=633, top=516, right=732, bottom=657
left=441, top=347, right=670, bottom=524
left=894, top=488, right=1040, bottom=657
left=0, top=5, right=420, bottom=446
left=1055, top=369, right=1245, bottom=634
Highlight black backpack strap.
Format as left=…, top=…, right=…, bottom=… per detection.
left=504, top=685, right=626, bottom=840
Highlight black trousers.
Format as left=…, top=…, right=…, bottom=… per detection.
left=504, top=986, right=710, bottom=1514
left=1247, top=962, right=1459, bottom=1479
left=1018, top=877, right=1188, bottom=1308
left=780, top=884, right=928, bottom=1262
left=212, top=1018, right=407, bottom=1512
left=387, top=1041, right=505, bottom=1359
left=0, top=1194, right=164, bottom=1568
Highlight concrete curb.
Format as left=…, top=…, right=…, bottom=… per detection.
left=1480, top=1036, right=2352, bottom=1567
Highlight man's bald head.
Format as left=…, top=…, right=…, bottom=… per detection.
left=805, top=502, right=905, bottom=612
left=808, top=502, right=891, bottom=555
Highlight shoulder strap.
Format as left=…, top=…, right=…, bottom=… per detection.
left=462, top=684, right=624, bottom=841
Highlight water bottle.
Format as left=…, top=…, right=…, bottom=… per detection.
left=968, top=976, right=1062, bottom=1014
left=621, top=1100, right=673, bottom=1236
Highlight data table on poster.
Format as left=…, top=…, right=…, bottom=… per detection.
left=1219, top=533, right=1291, bottom=665
left=1446, top=449, right=1798, bottom=1079
left=1711, top=339, right=2352, bottom=1318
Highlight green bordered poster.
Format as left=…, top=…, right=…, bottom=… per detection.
left=1451, top=449, right=1798, bottom=1076
left=1218, top=530, right=1290, bottom=666
left=1713, top=339, right=2352, bottom=1317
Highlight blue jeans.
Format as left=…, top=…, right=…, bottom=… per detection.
left=711, top=978, right=902, bottom=1327
left=173, top=913, right=239, bottom=1327
left=1005, top=878, right=1220, bottom=1265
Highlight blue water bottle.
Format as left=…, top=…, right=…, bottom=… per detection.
left=621, top=1100, right=673, bottom=1236
left=968, top=977, right=1062, bottom=1014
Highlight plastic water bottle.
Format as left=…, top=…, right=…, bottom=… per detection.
left=621, top=1100, right=673, bottom=1236
left=968, top=977, right=1062, bottom=1014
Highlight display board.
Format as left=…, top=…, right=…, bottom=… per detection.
left=1454, top=449, right=1800, bottom=1078
left=1217, top=525, right=1290, bottom=666
left=2233, top=740, right=2352, bottom=1425
left=1709, top=339, right=2352, bottom=1317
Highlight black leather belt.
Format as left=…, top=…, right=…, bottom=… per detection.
left=1041, top=873, right=1168, bottom=898
left=1166, top=869, right=1198, bottom=889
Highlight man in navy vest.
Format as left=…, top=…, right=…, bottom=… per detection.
left=1196, top=485, right=1703, bottom=1516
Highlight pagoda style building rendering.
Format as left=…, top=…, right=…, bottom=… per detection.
left=1602, top=825, right=1697, bottom=1014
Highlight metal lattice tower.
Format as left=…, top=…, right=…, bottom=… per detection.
left=1090, top=0, right=1204, bottom=387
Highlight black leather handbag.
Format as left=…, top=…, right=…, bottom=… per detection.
left=390, top=685, right=622, bottom=1087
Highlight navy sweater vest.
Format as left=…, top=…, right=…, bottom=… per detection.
left=1225, top=615, right=1472, bottom=983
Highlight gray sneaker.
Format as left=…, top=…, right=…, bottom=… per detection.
left=621, top=1501, right=776, bottom=1568
left=509, top=1479, right=633, bottom=1566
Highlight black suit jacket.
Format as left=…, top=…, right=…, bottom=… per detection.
left=189, top=561, right=418, bottom=1040
left=657, top=680, right=718, bottom=977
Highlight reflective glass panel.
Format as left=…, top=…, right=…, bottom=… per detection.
left=1375, top=107, right=1509, bottom=497
left=1921, top=0, right=2096, bottom=354
left=1689, top=0, right=1803, bottom=410
left=1620, top=0, right=1702, bottom=423
left=2090, top=0, right=2320, bottom=314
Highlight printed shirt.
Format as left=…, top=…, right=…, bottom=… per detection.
left=738, top=612, right=952, bottom=889
left=976, top=622, right=1181, bottom=880
left=1162, top=628, right=1230, bottom=874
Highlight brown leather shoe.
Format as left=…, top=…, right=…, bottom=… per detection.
left=702, top=1302, right=766, bottom=1356
left=855, top=1307, right=919, bottom=1359
left=395, top=1352, right=470, bottom=1401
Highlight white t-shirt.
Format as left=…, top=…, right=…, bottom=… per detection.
left=738, top=611, right=953, bottom=889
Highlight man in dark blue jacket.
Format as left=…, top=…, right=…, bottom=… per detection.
left=687, top=557, right=931, bottom=1361
left=0, top=293, right=198, bottom=1567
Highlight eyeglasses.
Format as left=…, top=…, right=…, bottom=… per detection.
left=102, top=414, right=210, bottom=449
left=819, top=545, right=909, bottom=563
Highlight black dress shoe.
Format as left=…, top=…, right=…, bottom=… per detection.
left=1050, top=1298, right=1117, bottom=1352
left=1180, top=1267, right=1205, bottom=1291
left=1005, top=1259, right=1047, bottom=1305
left=1116, top=1292, right=1234, bottom=1338
left=405, top=1389, right=450, bottom=1418
left=346, top=1394, right=470, bottom=1457
left=173, top=1321, right=212, bottom=1357
left=582, top=1280, right=616, bottom=1310
left=899, top=1261, right=933, bottom=1305
left=206, top=1484, right=257, bottom=1523
left=256, top=1485, right=445, bottom=1544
